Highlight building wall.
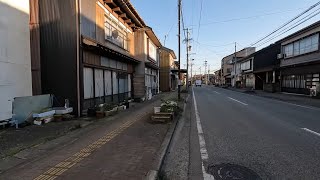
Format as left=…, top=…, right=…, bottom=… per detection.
left=159, top=51, right=171, bottom=92
left=280, top=27, right=320, bottom=67
left=133, top=30, right=146, bottom=99
left=0, top=0, right=32, bottom=120
left=29, top=0, right=42, bottom=95
left=93, top=0, right=134, bottom=56
left=38, top=0, right=79, bottom=114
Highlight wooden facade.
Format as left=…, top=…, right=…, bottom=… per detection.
left=31, top=0, right=153, bottom=116
left=159, top=47, right=177, bottom=92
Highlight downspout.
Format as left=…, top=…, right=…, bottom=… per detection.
left=76, top=0, right=81, bottom=116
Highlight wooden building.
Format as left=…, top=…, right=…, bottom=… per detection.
left=159, top=47, right=177, bottom=92
left=279, top=21, right=320, bottom=95
left=30, top=0, right=158, bottom=116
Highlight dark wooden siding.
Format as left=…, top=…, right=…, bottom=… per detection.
left=39, top=0, right=78, bottom=112
left=29, top=0, right=42, bottom=95
left=83, top=50, right=100, bottom=66
left=159, top=52, right=170, bottom=92
left=253, top=43, right=281, bottom=71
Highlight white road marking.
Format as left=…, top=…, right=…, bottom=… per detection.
left=213, top=91, right=221, bottom=94
left=283, top=102, right=319, bottom=111
left=193, top=89, right=215, bottom=180
left=301, top=128, right=320, bottom=137
left=227, top=97, right=248, bottom=106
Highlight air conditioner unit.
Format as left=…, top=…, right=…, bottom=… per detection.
left=310, top=87, right=317, bottom=97
left=277, top=53, right=284, bottom=59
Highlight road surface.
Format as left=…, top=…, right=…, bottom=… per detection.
left=164, top=86, right=320, bottom=180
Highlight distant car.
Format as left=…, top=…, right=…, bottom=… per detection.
left=195, top=80, right=202, bottom=87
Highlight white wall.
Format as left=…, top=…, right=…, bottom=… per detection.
left=0, top=0, right=32, bottom=120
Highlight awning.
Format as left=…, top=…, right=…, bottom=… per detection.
left=82, top=36, right=140, bottom=64
left=254, top=66, right=277, bottom=73
left=145, top=61, right=159, bottom=70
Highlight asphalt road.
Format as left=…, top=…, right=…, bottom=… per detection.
left=190, top=86, right=320, bottom=179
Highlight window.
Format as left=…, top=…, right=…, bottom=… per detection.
left=113, top=71, right=118, bottom=95
left=241, top=60, right=251, bottom=71
left=293, top=41, right=300, bottom=56
left=148, top=39, right=157, bottom=61
left=284, top=33, right=319, bottom=58
left=104, top=70, right=112, bottom=96
left=284, top=44, right=293, bottom=57
left=104, top=15, right=128, bottom=50
left=101, top=57, right=110, bottom=67
left=95, top=69, right=104, bottom=97
left=311, top=33, right=319, bottom=51
left=84, top=68, right=94, bottom=99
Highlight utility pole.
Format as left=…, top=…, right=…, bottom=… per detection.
left=191, top=58, right=194, bottom=84
left=204, top=60, right=208, bottom=85
left=208, top=65, right=210, bottom=85
left=234, top=42, right=237, bottom=87
left=178, top=0, right=181, bottom=100
left=184, top=28, right=191, bottom=91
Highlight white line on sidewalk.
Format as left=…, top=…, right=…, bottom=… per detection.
left=213, top=91, right=221, bottom=94
left=192, top=89, right=215, bottom=180
left=227, top=97, right=248, bottom=106
left=301, top=128, right=320, bottom=137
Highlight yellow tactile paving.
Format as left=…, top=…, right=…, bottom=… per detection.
left=33, top=115, right=144, bottom=180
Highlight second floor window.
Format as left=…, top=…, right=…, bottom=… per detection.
left=283, top=33, right=319, bottom=58
left=104, top=16, right=128, bottom=50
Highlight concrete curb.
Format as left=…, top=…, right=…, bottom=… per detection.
left=145, top=93, right=190, bottom=180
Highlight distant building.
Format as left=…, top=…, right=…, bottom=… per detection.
left=214, top=70, right=222, bottom=85
left=221, top=47, right=255, bottom=87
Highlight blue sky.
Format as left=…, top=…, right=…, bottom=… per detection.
left=131, top=0, right=319, bottom=73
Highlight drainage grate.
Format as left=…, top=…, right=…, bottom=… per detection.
left=207, top=163, right=261, bottom=180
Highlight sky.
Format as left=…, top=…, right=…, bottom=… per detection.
left=130, top=0, right=320, bottom=73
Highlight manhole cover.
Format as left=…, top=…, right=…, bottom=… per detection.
left=207, top=163, right=261, bottom=180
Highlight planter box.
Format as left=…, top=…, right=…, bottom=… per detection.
left=112, top=107, right=118, bottom=112
left=151, top=112, right=175, bottom=123
left=104, top=109, right=116, bottom=117
left=96, top=111, right=105, bottom=118
left=154, top=107, right=161, bottom=114
left=118, top=105, right=126, bottom=111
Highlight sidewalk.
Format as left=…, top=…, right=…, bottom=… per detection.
left=227, top=87, right=320, bottom=108
left=0, top=92, right=182, bottom=180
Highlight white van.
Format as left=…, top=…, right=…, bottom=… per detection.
left=195, top=80, right=202, bottom=87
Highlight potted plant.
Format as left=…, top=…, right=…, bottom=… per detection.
left=95, top=104, right=105, bottom=118
left=104, top=103, right=117, bottom=117
left=124, top=98, right=130, bottom=109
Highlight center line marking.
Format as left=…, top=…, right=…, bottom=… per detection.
left=301, top=128, right=320, bottom=137
left=227, top=97, right=248, bottom=106
left=193, top=89, right=215, bottom=180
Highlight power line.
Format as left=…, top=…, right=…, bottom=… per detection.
left=199, top=7, right=307, bottom=26
left=250, top=1, right=320, bottom=46
left=256, top=7, right=320, bottom=47
left=196, top=0, right=204, bottom=42
left=181, top=1, right=187, bottom=39
left=194, top=40, right=234, bottom=48
left=256, top=10, right=320, bottom=48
